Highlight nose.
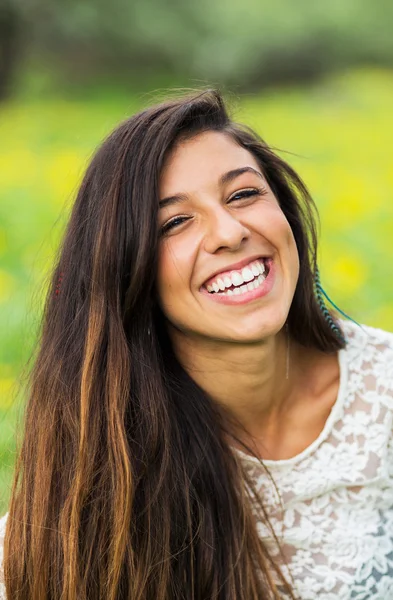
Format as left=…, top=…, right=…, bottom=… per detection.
left=203, top=206, right=250, bottom=254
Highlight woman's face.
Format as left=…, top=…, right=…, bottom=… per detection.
left=157, top=131, right=299, bottom=343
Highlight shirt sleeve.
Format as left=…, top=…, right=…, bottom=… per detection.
left=0, top=513, right=8, bottom=600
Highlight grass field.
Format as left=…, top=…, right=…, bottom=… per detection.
left=1, top=68, right=392, bottom=514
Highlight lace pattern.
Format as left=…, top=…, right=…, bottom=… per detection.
left=0, top=513, right=7, bottom=599
left=235, top=320, right=393, bottom=599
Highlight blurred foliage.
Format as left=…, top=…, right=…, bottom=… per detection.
left=3, top=0, right=393, bottom=97
left=0, top=67, right=393, bottom=512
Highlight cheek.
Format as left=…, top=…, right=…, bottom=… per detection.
left=256, top=206, right=296, bottom=251
left=283, top=220, right=298, bottom=256
left=156, top=239, right=194, bottom=313
left=282, top=222, right=300, bottom=287
left=283, top=220, right=299, bottom=266
left=257, top=209, right=299, bottom=276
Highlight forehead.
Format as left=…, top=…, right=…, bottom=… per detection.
left=159, top=131, right=261, bottom=194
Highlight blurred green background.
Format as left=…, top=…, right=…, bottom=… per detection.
left=0, top=0, right=392, bottom=514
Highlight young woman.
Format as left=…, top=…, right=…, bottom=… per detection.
left=1, top=89, right=392, bottom=599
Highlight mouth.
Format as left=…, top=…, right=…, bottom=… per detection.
left=202, top=257, right=272, bottom=297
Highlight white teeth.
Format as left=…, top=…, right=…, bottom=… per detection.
left=217, top=278, right=226, bottom=291
left=207, top=268, right=268, bottom=296
left=206, top=258, right=268, bottom=294
left=231, top=272, right=244, bottom=287
left=241, top=267, right=254, bottom=282
left=251, top=264, right=260, bottom=277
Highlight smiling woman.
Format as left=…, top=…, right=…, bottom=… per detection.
left=1, top=90, right=393, bottom=600
left=157, top=131, right=300, bottom=345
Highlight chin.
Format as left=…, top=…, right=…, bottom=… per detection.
left=232, top=313, right=288, bottom=341
left=212, top=322, right=280, bottom=344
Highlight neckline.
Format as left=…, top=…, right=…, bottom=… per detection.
left=231, top=341, right=349, bottom=468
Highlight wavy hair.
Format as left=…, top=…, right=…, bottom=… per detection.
left=4, top=89, right=345, bottom=599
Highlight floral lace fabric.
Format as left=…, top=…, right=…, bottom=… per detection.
left=0, top=320, right=392, bottom=599
left=234, top=320, right=393, bottom=599
left=0, top=513, right=7, bottom=599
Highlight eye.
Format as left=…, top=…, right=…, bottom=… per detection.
left=228, top=187, right=266, bottom=203
left=160, top=215, right=190, bottom=235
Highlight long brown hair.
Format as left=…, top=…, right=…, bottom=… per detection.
left=4, top=89, right=345, bottom=599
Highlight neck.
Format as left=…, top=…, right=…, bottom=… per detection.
left=168, top=323, right=309, bottom=445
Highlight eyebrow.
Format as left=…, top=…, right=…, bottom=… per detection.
left=159, top=166, right=264, bottom=209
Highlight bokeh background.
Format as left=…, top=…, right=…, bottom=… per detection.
left=0, top=0, right=392, bottom=513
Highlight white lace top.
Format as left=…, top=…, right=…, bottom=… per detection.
left=0, top=514, right=5, bottom=600
left=0, top=320, right=392, bottom=599
left=233, top=320, right=393, bottom=599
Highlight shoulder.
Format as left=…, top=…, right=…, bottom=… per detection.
left=0, top=513, right=8, bottom=599
left=340, top=319, right=393, bottom=363
left=339, top=319, right=393, bottom=402
left=0, top=512, right=8, bottom=535
left=340, top=318, right=393, bottom=345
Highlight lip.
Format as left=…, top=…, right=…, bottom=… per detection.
left=200, top=259, right=275, bottom=305
left=201, top=254, right=272, bottom=289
